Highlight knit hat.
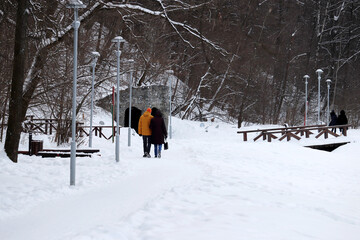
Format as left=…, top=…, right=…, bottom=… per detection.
left=146, top=108, right=152, bottom=113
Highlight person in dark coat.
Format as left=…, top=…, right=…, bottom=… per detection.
left=149, top=109, right=167, bottom=158
left=337, top=110, right=348, bottom=134
left=329, top=110, right=338, bottom=133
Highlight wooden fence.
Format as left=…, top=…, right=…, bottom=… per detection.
left=21, top=116, right=119, bottom=141
left=237, top=124, right=351, bottom=142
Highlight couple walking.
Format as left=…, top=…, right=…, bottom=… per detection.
left=329, top=109, right=348, bottom=134
left=138, top=108, right=167, bottom=158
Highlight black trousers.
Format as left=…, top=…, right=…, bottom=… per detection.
left=142, top=136, right=152, bottom=154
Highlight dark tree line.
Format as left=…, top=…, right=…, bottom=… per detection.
left=1, top=0, right=359, bottom=162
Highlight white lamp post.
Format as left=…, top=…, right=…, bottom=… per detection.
left=166, top=70, right=173, bottom=139
left=315, top=69, right=323, bottom=124
left=303, top=75, right=309, bottom=126
left=128, top=59, right=134, bottom=147
left=326, top=79, right=331, bottom=124
left=89, top=51, right=100, bottom=148
left=67, top=0, right=86, bottom=186
left=112, top=36, right=125, bottom=162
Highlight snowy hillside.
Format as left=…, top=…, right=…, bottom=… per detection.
left=1, top=112, right=360, bottom=240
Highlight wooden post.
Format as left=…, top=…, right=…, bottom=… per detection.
left=45, top=120, right=48, bottom=134
left=49, top=120, right=52, bottom=135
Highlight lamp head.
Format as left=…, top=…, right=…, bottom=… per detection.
left=303, top=75, right=309, bottom=79
left=66, top=0, right=86, bottom=8
left=112, top=36, right=125, bottom=43
left=91, top=51, right=100, bottom=65
left=326, top=79, right=331, bottom=85
left=315, top=69, right=323, bottom=76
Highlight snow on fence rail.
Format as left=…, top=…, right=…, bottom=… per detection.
left=237, top=124, right=351, bottom=142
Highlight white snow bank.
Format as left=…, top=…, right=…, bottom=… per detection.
left=1, top=116, right=360, bottom=240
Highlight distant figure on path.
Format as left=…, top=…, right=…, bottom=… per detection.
left=329, top=110, right=338, bottom=133
left=138, top=108, right=153, bottom=157
left=337, top=110, right=348, bottom=134
left=150, top=109, right=167, bottom=158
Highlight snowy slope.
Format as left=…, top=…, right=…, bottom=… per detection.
left=1, top=114, right=360, bottom=240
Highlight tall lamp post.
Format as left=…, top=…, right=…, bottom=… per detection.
left=112, top=36, right=125, bottom=162
left=128, top=59, right=134, bottom=147
left=89, top=51, right=100, bottom=148
left=166, top=70, right=173, bottom=139
left=303, top=75, right=309, bottom=126
left=315, top=69, right=323, bottom=124
left=326, top=79, right=332, bottom=124
left=67, top=0, right=86, bottom=186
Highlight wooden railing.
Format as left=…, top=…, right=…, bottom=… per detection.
left=22, top=116, right=119, bottom=141
left=78, top=126, right=118, bottom=140
left=237, top=124, right=351, bottom=142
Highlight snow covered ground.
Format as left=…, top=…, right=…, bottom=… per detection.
left=1, top=111, right=360, bottom=240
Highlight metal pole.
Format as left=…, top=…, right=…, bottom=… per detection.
left=116, top=44, right=121, bottom=162
left=89, top=52, right=99, bottom=148
left=128, top=60, right=134, bottom=146
left=112, top=36, right=125, bottom=162
left=112, top=86, right=115, bottom=143
left=167, top=70, right=173, bottom=139
left=315, top=69, right=323, bottom=124
left=303, top=75, right=309, bottom=126
left=70, top=8, right=80, bottom=186
left=318, top=75, right=320, bottom=123
left=89, top=62, right=94, bottom=148
left=326, top=79, right=331, bottom=124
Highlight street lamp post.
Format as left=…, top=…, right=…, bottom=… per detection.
left=326, top=79, right=332, bottom=124
left=67, top=0, right=86, bottom=186
left=112, top=36, right=125, bottom=162
left=303, top=75, right=310, bottom=126
left=166, top=70, right=173, bottom=139
left=89, top=51, right=100, bottom=148
left=128, top=59, right=134, bottom=147
left=315, top=69, right=323, bottom=124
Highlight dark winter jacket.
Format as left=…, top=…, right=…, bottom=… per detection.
left=329, top=111, right=337, bottom=126
left=149, top=111, right=167, bottom=144
left=337, top=110, right=348, bottom=126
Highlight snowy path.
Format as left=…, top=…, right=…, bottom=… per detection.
left=113, top=136, right=360, bottom=240
left=0, top=157, right=203, bottom=240
left=1, top=118, right=360, bottom=240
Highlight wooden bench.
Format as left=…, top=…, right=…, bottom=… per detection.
left=37, top=151, right=92, bottom=158
left=19, top=148, right=100, bottom=157
left=42, top=149, right=100, bottom=154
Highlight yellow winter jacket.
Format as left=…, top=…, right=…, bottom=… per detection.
left=138, top=111, right=153, bottom=136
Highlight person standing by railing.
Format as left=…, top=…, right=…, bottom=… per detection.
left=337, top=110, right=348, bottom=134
left=329, top=110, right=338, bottom=133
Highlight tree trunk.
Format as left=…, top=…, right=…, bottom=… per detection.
left=4, top=0, right=28, bottom=162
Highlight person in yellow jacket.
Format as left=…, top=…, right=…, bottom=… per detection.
left=138, top=108, right=153, bottom=157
